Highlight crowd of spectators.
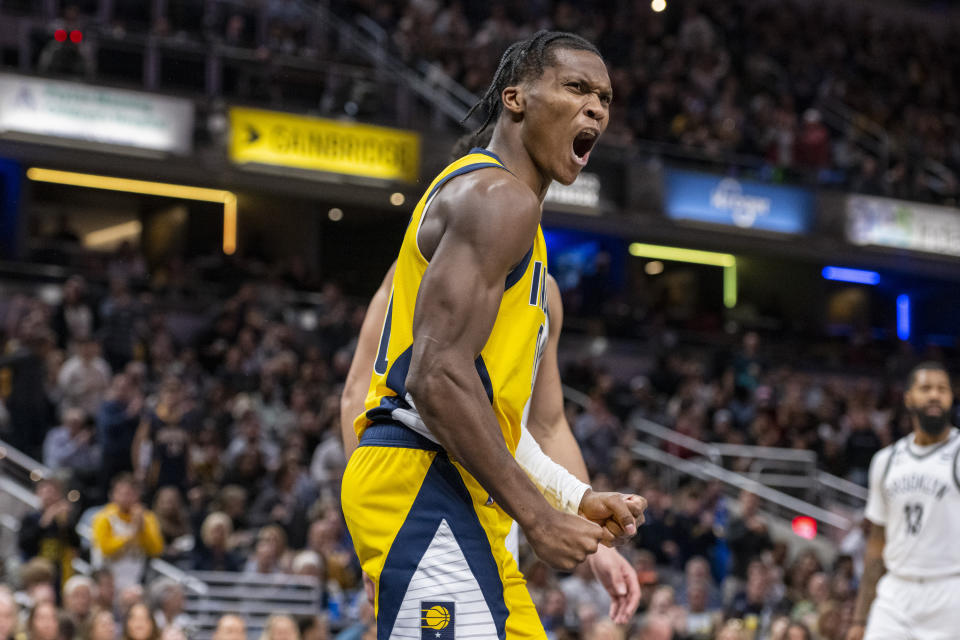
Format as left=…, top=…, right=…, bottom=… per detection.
left=6, top=0, right=959, bottom=202
left=339, top=0, right=960, bottom=203
left=0, top=225, right=946, bottom=640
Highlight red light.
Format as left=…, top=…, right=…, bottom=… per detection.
left=70, top=30, right=83, bottom=43
left=54, top=29, right=67, bottom=42
left=792, top=516, right=818, bottom=540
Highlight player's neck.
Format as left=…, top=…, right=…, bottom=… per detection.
left=913, top=425, right=954, bottom=446
left=487, top=129, right=551, bottom=201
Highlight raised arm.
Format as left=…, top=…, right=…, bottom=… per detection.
left=340, top=262, right=396, bottom=458
left=406, top=172, right=607, bottom=570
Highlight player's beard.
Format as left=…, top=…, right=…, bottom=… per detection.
left=911, top=405, right=950, bottom=437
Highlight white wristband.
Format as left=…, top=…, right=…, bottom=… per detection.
left=514, top=425, right=590, bottom=515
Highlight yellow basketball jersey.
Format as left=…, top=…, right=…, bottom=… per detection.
left=355, top=148, right=550, bottom=454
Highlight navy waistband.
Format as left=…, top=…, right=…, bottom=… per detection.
left=360, top=422, right=443, bottom=452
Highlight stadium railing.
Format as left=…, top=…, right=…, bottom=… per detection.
left=562, top=386, right=864, bottom=540
left=0, top=437, right=327, bottom=635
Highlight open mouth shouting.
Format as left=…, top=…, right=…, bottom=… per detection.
left=572, top=128, right=599, bottom=167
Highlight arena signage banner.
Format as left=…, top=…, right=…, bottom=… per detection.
left=229, top=107, right=420, bottom=183
left=663, top=168, right=814, bottom=234
left=846, top=195, right=960, bottom=258
left=544, top=171, right=601, bottom=213
left=0, top=74, right=193, bottom=154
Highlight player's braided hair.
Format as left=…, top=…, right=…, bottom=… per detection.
left=462, top=30, right=603, bottom=135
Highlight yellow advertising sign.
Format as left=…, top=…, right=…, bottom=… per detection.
left=229, top=107, right=420, bottom=183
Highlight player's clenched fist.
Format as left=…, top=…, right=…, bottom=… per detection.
left=578, top=490, right=647, bottom=546
left=523, top=510, right=612, bottom=571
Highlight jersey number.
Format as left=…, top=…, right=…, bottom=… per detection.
left=904, top=503, right=924, bottom=535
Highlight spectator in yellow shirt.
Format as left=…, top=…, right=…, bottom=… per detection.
left=91, top=474, right=164, bottom=593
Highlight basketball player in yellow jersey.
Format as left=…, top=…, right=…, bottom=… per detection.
left=340, top=31, right=641, bottom=639
left=342, top=266, right=644, bottom=624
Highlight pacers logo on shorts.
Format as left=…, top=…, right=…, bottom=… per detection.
left=420, top=601, right=455, bottom=639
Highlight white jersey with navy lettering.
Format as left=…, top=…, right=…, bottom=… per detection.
left=864, top=428, right=960, bottom=579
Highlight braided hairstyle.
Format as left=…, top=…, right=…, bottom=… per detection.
left=462, top=30, right=603, bottom=136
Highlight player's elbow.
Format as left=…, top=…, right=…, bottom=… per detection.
left=406, top=356, right=459, bottom=414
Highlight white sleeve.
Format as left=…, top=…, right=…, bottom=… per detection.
left=864, top=447, right=891, bottom=526
left=514, top=425, right=590, bottom=515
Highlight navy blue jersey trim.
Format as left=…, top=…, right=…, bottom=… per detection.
left=359, top=422, right=441, bottom=451
left=468, top=148, right=506, bottom=166
left=426, top=163, right=506, bottom=203
left=504, top=245, right=533, bottom=290
left=474, top=355, right=494, bottom=404
left=377, top=454, right=509, bottom=640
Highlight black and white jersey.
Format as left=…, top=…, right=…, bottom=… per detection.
left=865, top=428, right=960, bottom=579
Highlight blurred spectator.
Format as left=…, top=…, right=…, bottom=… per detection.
left=0, top=587, right=17, bottom=640
left=42, top=407, right=101, bottom=478
left=291, top=550, right=323, bottom=580
left=96, top=373, right=144, bottom=497
left=843, top=409, right=882, bottom=486
left=87, top=608, right=119, bottom=640
left=151, top=487, right=190, bottom=550
left=244, top=525, right=287, bottom=575
left=559, top=562, right=610, bottom=629
left=134, top=377, right=201, bottom=495
left=91, top=569, right=115, bottom=614
left=91, top=475, right=164, bottom=592
left=57, top=338, right=111, bottom=417
left=26, top=601, right=61, bottom=640
left=121, top=602, right=159, bottom=640
left=574, top=396, right=620, bottom=472
left=51, top=276, right=96, bottom=350
left=248, top=462, right=317, bottom=545
left=117, top=585, right=145, bottom=619
left=17, top=478, right=80, bottom=589
left=258, top=614, right=299, bottom=640
left=726, top=491, right=773, bottom=581
left=676, top=578, right=720, bottom=639
left=98, top=278, right=142, bottom=372
left=62, top=576, right=94, bottom=631
left=191, top=512, right=243, bottom=572
left=212, top=614, right=246, bottom=640
left=296, top=615, right=327, bottom=640
left=726, top=561, right=783, bottom=637
left=714, top=619, right=747, bottom=640
left=794, top=110, right=831, bottom=170
left=149, top=579, right=192, bottom=634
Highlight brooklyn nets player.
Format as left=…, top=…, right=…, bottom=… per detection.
left=848, top=362, right=960, bottom=640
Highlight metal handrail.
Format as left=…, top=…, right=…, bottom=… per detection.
left=816, top=470, right=869, bottom=502
left=560, top=388, right=867, bottom=510
left=631, top=416, right=818, bottom=466
left=631, top=442, right=852, bottom=531
left=0, top=439, right=208, bottom=594
left=0, top=440, right=54, bottom=480
left=295, top=0, right=469, bottom=125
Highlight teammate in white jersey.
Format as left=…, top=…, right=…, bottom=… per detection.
left=847, top=362, right=960, bottom=640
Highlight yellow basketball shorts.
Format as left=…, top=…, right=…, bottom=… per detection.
left=341, top=423, right=546, bottom=640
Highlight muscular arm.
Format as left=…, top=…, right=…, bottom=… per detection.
left=340, top=262, right=396, bottom=458
left=406, top=173, right=605, bottom=569
left=852, top=521, right=886, bottom=627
